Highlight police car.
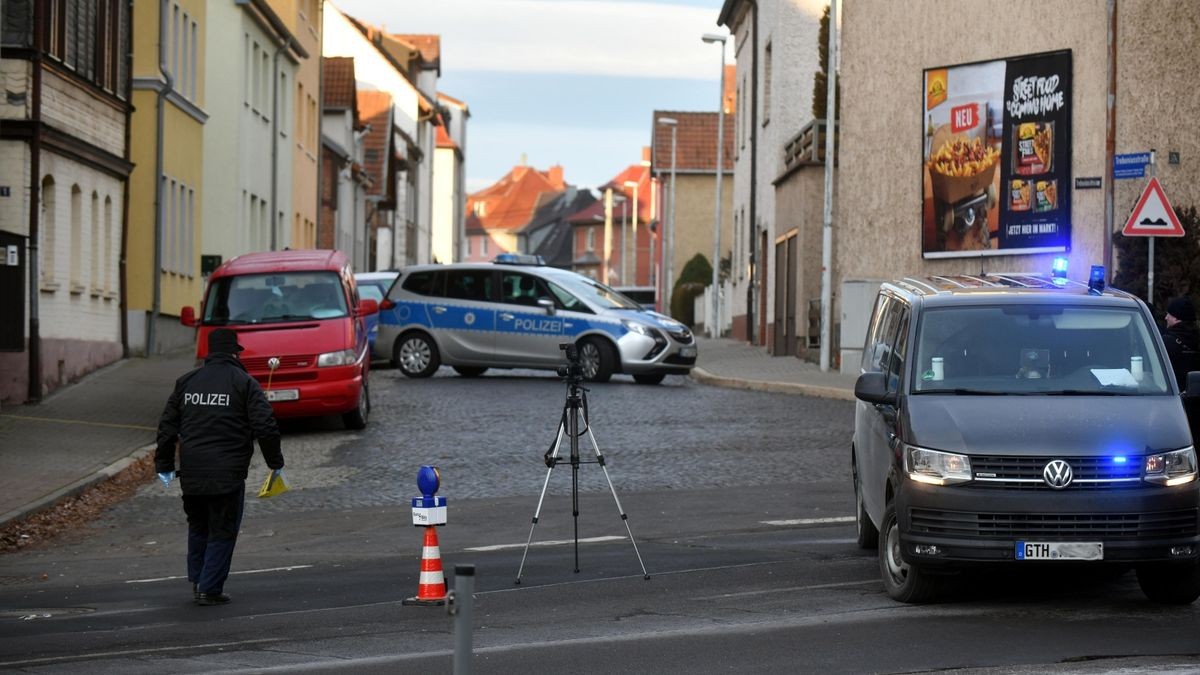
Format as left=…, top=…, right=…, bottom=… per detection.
left=377, top=256, right=697, bottom=383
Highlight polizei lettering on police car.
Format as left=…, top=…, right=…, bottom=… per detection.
left=184, top=392, right=231, bottom=407
left=513, top=318, right=562, bottom=333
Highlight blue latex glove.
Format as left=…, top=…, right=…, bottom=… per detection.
left=157, top=471, right=176, bottom=488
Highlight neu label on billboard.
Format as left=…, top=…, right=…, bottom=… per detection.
left=922, top=50, right=1073, bottom=259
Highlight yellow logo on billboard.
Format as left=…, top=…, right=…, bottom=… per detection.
left=926, top=69, right=948, bottom=110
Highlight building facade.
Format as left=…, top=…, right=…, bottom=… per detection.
left=0, top=0, right=132, bottom=403
left=434, top=92, right=469, bottom=263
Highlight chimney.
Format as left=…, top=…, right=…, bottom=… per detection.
left=519, top=152, right=527, bottom=167
left=724, top=64, right=737, bottom=114
left=641, top=146, right=652, bottom=166
left=547, top=165, right=564, bottom=188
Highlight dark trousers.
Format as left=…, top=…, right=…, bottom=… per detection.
left=182, top=484, right=245, bottom=594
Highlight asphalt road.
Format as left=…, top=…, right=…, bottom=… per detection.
left=1, top=367, right=1199, bottom=673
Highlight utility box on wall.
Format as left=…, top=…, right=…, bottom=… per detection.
left=839, top=279, right=884, bottom=375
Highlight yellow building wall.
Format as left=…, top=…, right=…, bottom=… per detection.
left=127, top=0, right=207, bottom=317
left=268, top=0, right=321, bottom=249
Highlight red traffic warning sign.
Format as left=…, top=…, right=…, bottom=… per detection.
left=1122, top=177, right=1185, bottom=237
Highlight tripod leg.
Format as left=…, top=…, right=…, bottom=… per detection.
left=515, top=420, right=566, bottom=585
left=584, top=425, right=651, bottom=580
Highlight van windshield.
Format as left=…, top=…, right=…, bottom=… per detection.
left=912, top=305, right=1170, bottom=395
left=203, top=272, right=348, bottom=324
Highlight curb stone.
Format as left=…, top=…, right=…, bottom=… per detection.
left=689, top=367, right=857, bottom=402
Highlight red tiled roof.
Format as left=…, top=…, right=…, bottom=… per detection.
left=323, top=57, right=356, bottom=110
left=467, top=165, right=567, bottom=233
left=436, top=124, right=457, bottom=150
left=601, top=164, right=653, bottom=222
left=357, top=90, right=393, bottom=197
left=393, top=34, right=441, bottom=69
left=651, top=111, right=735, bottom=174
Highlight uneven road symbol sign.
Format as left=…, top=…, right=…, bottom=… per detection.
left=1122, top=177, right=1184, bottom=237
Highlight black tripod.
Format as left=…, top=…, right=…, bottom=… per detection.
left=515, top=345, right=649, bottom=584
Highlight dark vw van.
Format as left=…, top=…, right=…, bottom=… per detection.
left=852, top=273, right=1200, bottom=603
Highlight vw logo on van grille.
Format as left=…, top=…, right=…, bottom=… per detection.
left=1043, top=460, right=1074, bottom=489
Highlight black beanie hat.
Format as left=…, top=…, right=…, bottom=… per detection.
left=208, top=328, right=245, bottom=354
left=1167, top=296, right=1197, bottom=323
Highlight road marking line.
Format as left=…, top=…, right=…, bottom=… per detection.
left=691, top=579, right=878, bottom=600
left=0, top=414, right=156, bottom=431
left=0, top=638, right=287, bottom=668
left=464, top=536, right=625, bottom=552
left=760, top=516, right=855, bottom=526
left=125, top=565, right=313, bottom=584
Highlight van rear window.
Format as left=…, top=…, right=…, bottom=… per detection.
left=203, top=272, right=347, bottom=324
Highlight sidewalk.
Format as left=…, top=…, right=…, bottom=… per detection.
left=690, top=337, right=857, bottom=401
left=0, top=350, right=195, bottom=528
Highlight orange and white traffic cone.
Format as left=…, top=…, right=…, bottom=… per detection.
left=402, top=525, right=447, bottom=606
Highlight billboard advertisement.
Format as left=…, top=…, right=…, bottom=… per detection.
left=922, top=51, right=1072, bottom=259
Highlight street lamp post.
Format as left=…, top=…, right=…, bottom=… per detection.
left=623, top=180, right=639, bottom=286
left=620, top=198, right=628, bottom=284
left=702, top=33, right=727, bottom=339
left=657, top=117, right=677, bottom=314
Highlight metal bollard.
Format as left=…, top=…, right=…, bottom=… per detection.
left=448, top=564, right=475, bottom=675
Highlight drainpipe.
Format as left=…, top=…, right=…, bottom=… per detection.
left=747, top=1, right=759, bottom=345
left=27, top=2, right=44, bottom=402
left=1102, top=0, right=1118, bottom=281
left=119, top=0, right=134, bottom=358
left=148, top=0, right=175, bottom=356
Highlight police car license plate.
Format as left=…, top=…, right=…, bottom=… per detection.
left=1015, top=541, right=1103, bottom=561
left=266, top=389, right=299, bottom=402
left=679, top=346, right=697, bottom=358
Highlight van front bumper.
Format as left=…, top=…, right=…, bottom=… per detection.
left=252, top=366, right=364, bottom=418
left=897, top=480, right=1200, bottom=567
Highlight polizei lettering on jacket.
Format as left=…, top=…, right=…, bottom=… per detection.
left=184, top=392, right=231, bottom=407
left=513, top=317, right=562, bottom=333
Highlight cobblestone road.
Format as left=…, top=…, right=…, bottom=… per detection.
left=108, top=367, right=855, bottom=526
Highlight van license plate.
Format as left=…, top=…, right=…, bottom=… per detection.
left=266, top=389, right=299, bottom=402
left=1015, top=541, right=1103, bottom=561
left=679, top=346, right=697, bottom=358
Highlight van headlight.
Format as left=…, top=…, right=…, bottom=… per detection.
left=1144, top=447, right=1197, bottom=486
left=622, top=320, right=656, bottom=337
left=317, top=349, right=357, bottom=367
left=905, top=445, right=972, bottom=486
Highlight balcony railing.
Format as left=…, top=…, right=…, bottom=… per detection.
left=781, top=119, right=839, bottom=173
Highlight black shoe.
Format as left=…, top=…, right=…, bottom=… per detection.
left=195, top=592, right=231, bottom=606
left=193, top=583, right=199, bottom=601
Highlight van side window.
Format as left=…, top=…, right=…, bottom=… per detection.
left=862, top=294, right=896, bottom=373
left=444, top=269, right=493, bottom=302
left=887, top=310, right=910, bottom=393
left=402, top=271, right=438, bottom=296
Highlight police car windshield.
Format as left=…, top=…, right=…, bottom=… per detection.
left=552, top=275, right=643, bottom=310
left=912, top=304, right=1169, bottom=395
left=203, top=272, right=348, bottom=324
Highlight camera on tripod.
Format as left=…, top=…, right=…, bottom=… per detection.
left=557, top=342, right=583, bottom=381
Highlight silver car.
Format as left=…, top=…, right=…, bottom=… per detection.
left=376, top=261, right=697, bottom=383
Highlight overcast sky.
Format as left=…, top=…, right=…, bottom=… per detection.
left=332, top=0, right=732, bottom=192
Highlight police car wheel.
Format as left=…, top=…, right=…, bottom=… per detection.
left=579, top=339, right=614, bottom=383
left=632, top=373, right=665, bottom=385
left=395, top=332, right=440, bottom=378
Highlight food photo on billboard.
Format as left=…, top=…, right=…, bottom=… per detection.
left=921, top=50, right=1072, bottom=259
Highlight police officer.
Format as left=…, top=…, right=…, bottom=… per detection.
left=155, top=328, right=283, bottom=606
left=1163, top=296, right=1200, bottom=392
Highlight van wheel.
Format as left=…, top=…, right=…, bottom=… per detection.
left=579, top=339, right=615, bottom=383
left=394, top=332, right=440, bottom=378
left=1136, top=562, right=1200, bottom=604
left=853, top=454, right=878, bottom=550
left=453, top=366, right=487, bottom=377
left=342, top=379, right=369, bottom=430
left=879, top=500, right=940, bottom=603
left=633, top=373, right=665, bottom=385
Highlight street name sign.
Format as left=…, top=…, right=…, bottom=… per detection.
left=1114, top=152, right=1151, bottom=180
left=1122, top=177, right=1184, bottom=237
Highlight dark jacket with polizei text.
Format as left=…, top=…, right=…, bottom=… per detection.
left=155, top=353, right=283, bottom=495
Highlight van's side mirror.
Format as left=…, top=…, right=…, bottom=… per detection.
left=357, top=299, right=379, bottom=316
left=180, top=306, right=197, bottom=327
left=537, top=298, right=556, bottom=316
left=855, top=372, right=897, bottom=406
left=1185, top=371, right=1200, bottom=398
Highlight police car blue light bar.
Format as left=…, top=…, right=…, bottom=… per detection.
left=1088, top=265, right=1106, bottom=294
left=494, top=253, right=546, bottom=266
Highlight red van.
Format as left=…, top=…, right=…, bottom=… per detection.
left=181, top=250, right=377, bottom=429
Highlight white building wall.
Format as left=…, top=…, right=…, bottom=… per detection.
left=431, top=146, right=456, bottom=264
left=40, top=70, right=125, bottom=157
